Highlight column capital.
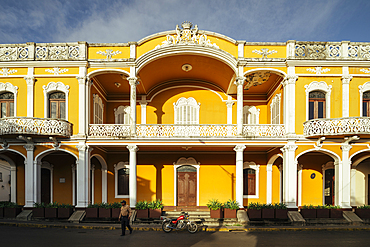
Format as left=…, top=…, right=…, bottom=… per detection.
left=341, top=75, right=353, bottom=84
left=128, top=77, right=139, bottom=86
left=234, top=145, right=246, bottom=152
left=24, top=76, right=35, bottom=85
left=281, top=75, right=298, bottom=87
left=341, top=144, right=352, bottom=152
left=76, top=76, right=87, bottom=85
left=76, top=144, right=88, bottom=151
left=24, top=144, right=34, bottom=151
left=226, top=100, right=235, bottom=108
left=127, top=145, right=139, bottom=152
left=234, top=77, right=245, bottom=86
left=280, top=143, right=297, bottom=153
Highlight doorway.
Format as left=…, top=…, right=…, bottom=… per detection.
left=177, top=165, right=197, bottom=206
left=324, top=169, right=335, bottom=205
left=41, top=168, right=51, bottom=204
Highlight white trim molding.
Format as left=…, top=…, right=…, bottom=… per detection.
left=243, top=161, right=260, bottom=199
left=359, top=81, right=370, bottom=116
left=0, top=82, right=18, bottom=116
left=43, top=81, right=70, bottom=120
left=305, top=81, right=332, bottom=120
left=114, top=161, right=129, bottom=199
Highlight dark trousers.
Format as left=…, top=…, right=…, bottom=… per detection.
left=121, top=216, right=132, bottom=235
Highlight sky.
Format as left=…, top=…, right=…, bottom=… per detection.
left=0, top=0, right=369, bottom=44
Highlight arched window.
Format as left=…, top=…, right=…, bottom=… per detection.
left=173, top=97, right=200, bottom=124
left=270, top=94, right=281, bottom=124
left=93, top=94, right=104, bottom=124
left=309, top=91, right=326, bottom=119
left=0, top=92, right=14, bottom=118
left=114, top=162, right=129, bottom=198
left=114, top=106, right=130, bottom=124
left=243, top=106, right=260, bottom=124
left=363, top=91, right=370, bottom=117
left=49, top=92, right=65, bottom=119
left=243, top=162, right=260, bottom=198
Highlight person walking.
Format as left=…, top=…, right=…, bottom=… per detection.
left=118, top=200, right=133, bottom=236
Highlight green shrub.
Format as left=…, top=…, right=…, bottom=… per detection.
left=223, top=199, right=240, bottom=210
left=272, top=203, right=287, bottom=209
left=357, top=205, right=370, bottom=209
left=98, top=202, right=110, bottom=209
left=148, top=199, right=163, bottom=209
left=0, top=202, right=19, bottom=208
left=87, top=203, right=100, bottom=208
left=206, top=199, right=222, bottom=210
left=135, top=200, right=149, bottom=210
left=33, top=202, right=46, bottom=208
left=246, top=202, right=262, bottom=210
left=45, top=202, right=59, bottom=208
left=109, top=202, right=122, bottom=209
left=58, top=203, right=73, bottom=208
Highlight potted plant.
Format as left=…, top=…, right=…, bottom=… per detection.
left=261, top=203, right=275, bottom=219
left=98, top=202, right=111, bottom=218
left=57, top=203, right=74, bottom=219
left=206, top=199, right=223, bottom=218
left=246, top=202, right=262, bottom=219
left=3, top=202, right=22, bottom=218
left=300, top=205, right=316, bottom=218
left=316, top=205, right=330, bottom=218
left=45, top=202, right=59, bottom=218
left=148, top=199, right=163, bottom=218
left=135, top=200, right=149, bottom=219
left=32, top=202, right=45, bottom=218
left=223, top=199, right=239, bottom=218
left=273, top=203, right=288, bottom=219
left=0, top=201, right=9, bottom=218
left=328, top=205, right=343, bottom=218
left=86, top=203, right=99, bottom=218
left=355, top=205, right=370, bottom=219
left=110, top=202, right=121, bottom=219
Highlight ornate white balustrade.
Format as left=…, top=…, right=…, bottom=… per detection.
left=304, top=117, right=370, bottom=137
left=0, top=117, right=72, bottom=137
left=89, top=124, right=286, bottom=138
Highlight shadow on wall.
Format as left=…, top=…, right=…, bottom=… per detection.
left=156, top=164, right=163, bottom=200
left=137, top=176, right=156, bottom=202
left=218, top=165, right=235, bottom=201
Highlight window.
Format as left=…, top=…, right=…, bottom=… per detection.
left=309, top=91, right=326, bottom=120
left=49, top=92, right=66, bottom=119
left=93, top=94, right=104, bottom=124
left=270, top=94, right=281, bottom=124
left=243, top=168, right=256, bottom=195
left=118, top=168, right=129, bottom=195
left=243, top=106, right=260, bottom=124
left=114, top=106, right=130, bottom=124
left=174, top=97, right=200, bottom=124
left=363, top=92, right=370, bottom=117
left=0, top=92, right=14, bottom=118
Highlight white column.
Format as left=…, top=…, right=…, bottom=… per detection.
left=350, top=167, right=357, bottom=207
left=266, top=164, right=272, bottom=204
left=24, top=76, right=35, bottom=117
left=281, top=141, right=298, bottom=208
left=226, top=99, right=234, bottom=124
left=34, top=160, right=41, bottom=204
left=340, top=142, right=356, bottom=208
left=237, top=41, right=245, bottom=58
left=128, top=77, right=138, bottom=136
left=77, top=76, right=87, bottom=136
left=127, top=145, right=138, bottom=207
left=234, top=145, right=246, bottom=207
left=334, top=161, right=340, bottom=206
left=101, top=167, right=108, bottom=203
left=71, top=164, right=76, bottom=206
left=10, top=166, right=17, bottom=203
left=76, top=143, right=91, bottom=208
left=91, top=164, right=95, bottom=204
left=341, top=74, right=352, bottom=118
left=297, top=164, right=303, bottom=206
left=234, top=77, right=245, bottom=136
left=140, top=96, right=147, bottom=124
left=24, top=144, right=35, bottom=207
left=282, top=75, right=298, bottom=136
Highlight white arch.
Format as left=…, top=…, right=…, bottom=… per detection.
left=43, top=81, right=70, bottom=120
left=350, top=148, right=370, bottom=168
left=304, top=81, right=332, bottom=120
left=90, top=154, right=108, bottom=203
left=243, top=68, right=287, bottom=78
left=0, top=148, right=26, bottom=160
left=0, top=82, right=18, bottom=116
left=358, top=81, right=370, bottom=116
left=35, top=148, right=78, bottom=162
left=87, top=69, right=130, bottom=79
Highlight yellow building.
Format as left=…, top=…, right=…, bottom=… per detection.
left=1, top=22, right=370, bottom=209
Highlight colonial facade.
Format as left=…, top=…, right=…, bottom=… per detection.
left=1, top=22, right=370, bottom=209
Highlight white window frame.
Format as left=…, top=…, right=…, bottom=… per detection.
left=359, top=81, right=370, bottom=116
left=0, top=82, right=18, bottom=117
left=270, top=94, right=281, bottom=124
left=173, top=97, right=200, bottom=124
left=243, top=105, right=260, bottom=124
left=114, top=161, right=129, bottom=198
left=43, top=81, right=69, bottom=120
left=305, top=81, right=331, bottom=120
left=114, top=105, right=130, bottom=124
left=93, top=94, right=104, bottom=124
left=243, top=161, right=260, bottom=199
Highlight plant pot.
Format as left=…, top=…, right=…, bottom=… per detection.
left=210, top=209, right=223, bottom=218
left=262, top=209, right=274, bottom=219
left=300, top=209, right=316, bottom=218
left=330, top=209, right=343, bottom=218
left=355, top=209, right=370, bottom=219
left=149, top=209, right=162, bottom=218
left=224, top=208, right=237, bottom=218
left=316, top=208, right=330, bottom=218
left=275, top=209, right=288, bottom=219
left=0, top=207, right=4, bottom=218
left=85, top=208, right=98, bottom=218
left=45, top=208, right=58, bottom=218
left=99, top=208, right=111, bottom=218
left=111, top=208, right=120, bottom=219
left=4, top=207, right=22, bottom=218
left=247, top=209, right=261, bottom=219
left=32, top=208, right=45, bottom=218
left=136, top=209, right=149, bottom=219
left=58, top=208, right=73, bottom=219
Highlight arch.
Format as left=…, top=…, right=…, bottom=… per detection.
left=90, top=154, right=108, bottom=203
left=243, top=161, right=260, bottom=199
left=41, top=161, right=53, bottom=204
left=243, top=68, right=287, bottom=78
left=358, top=81, right=370, bottom=116
left=0, top=153, right=17, bottom=203
left=114, top=105, right=131, bottom=124
left=35, top=148, right=78, bottom=163
left=114, top=161, right=129, bottom=198
left=0, top=148, right=26, bottom=160
left=295, top=148, right=340, bottom=164
left=0, top=82, right=18, bottom=116
left=87, top=69, right=130, bottom=80
left=350, top=148, right=370, bottom=168
left=174, top=97, right=200, bottom=124
left=43, top=81, right=70, bottom=120
left=304, top=81, right=332, bottom=120
left=266, top=154, right=283, bottom=204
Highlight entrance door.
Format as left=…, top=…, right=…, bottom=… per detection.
left=41, top=168, right=51, bottom=204
left=177, top=165, right=196, bottom=206
left=368, top=174, right=370, bottom=205
left=324, top=169, right=334, bottom=205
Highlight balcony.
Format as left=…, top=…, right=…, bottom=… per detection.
left=303, top=117, right=370, bottom=138
left=0, top=117, right=73, bottom=138
left=88, top=124, right=286, bottom=139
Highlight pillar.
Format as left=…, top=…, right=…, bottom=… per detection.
left=127, top=145, right=138, bottom=207
left=140, top=96, right=147, bottom=124
left=281, top=141, right=298, bottom=208
left=340, top=143, right=355, bottom=208
left=234, top=145, right=246, bottom=207
left=341, top=74, right=352, bottom=118
left=234, top=77, right=245, bottom=136
left=128, top=77, right=138, bottom=136
left=24, top=144, right=35, bottom=208
left=77, top=76, right=87, bottom=136
left=76, top=143, right=91, bottom=208
left=24, top=76, right=35, bottom=117
left=282, top=75, right=298, bottom=136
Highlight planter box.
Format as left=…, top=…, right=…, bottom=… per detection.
left=247, top=209, right=261, bottom=219
left=224, top=209, right=237, bottom=218
left=316, top=209, right=330, bottom=218
left=149, top=209, right=162, bottom=218
left=58, top=208, right=73, bottom=219
left=330, top=209, right=343, bottom=218
left=0, top=207, right=4, bottom=218
left=45, top=208, right=58, bottom=218
left=111, top=208, right=120, bottom=219
left=210, top=209, right=223, bottom=218
left=136, top=209, right=149, bottom=219
left=4, top=207, right=22, bottom=218
left=99, top=208, right=111, bottom=218
left=262, top=209, right=274, bottom=219
left=300, top=209, right=316, bottom=218
left=32, top=208, right=45, bottom=218
left=275, top=209, right=288, bottom=219
left=85, top=208, right=98, bottom=218
left=355, top=209, right=370, bottom=219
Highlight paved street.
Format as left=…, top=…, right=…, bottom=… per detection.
left=1, top=225, right=370, bottom=247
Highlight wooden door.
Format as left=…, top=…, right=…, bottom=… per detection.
left=325, top=169, right=334, bottom=205
left=41, top=168, right=51, bottom=204
left=177, top=166, right=197, bottom=206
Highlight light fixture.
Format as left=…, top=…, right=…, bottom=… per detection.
left=182, top=64, right=192, bottom=72
left=115, top=82, right=121, bottom=88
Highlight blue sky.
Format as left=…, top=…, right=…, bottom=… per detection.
left=1, top=0, right=369, bottom=44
